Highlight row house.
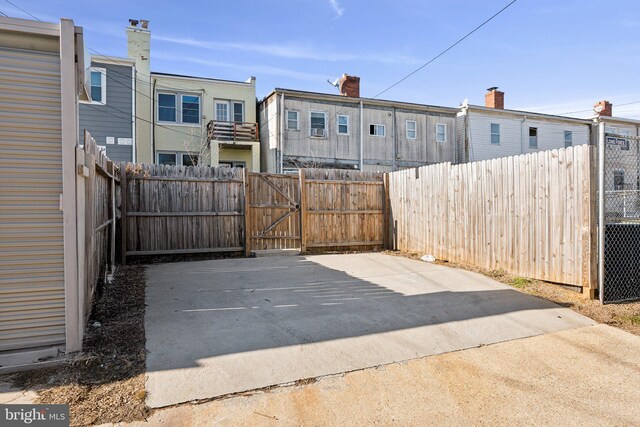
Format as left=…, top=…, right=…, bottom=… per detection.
left=258, top=76, right=459, bottom=173
left=79, top=19, right=260, bottom=171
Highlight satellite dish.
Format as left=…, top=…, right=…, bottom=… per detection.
left=327, top=77, right=340, bottom=88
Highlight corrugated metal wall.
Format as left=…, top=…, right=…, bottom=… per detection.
left=0, top=46, right=66, bottom=352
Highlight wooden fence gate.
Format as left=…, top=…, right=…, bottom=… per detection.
left=245, top=172, right=301, bottom=253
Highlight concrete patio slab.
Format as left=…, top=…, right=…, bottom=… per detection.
left=144, top=253, right=593, bottom=408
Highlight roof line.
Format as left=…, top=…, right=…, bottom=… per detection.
left=151, top=71, right=254, bottom=86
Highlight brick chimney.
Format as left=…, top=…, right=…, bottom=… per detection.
left=485, top=87, right=504, bottom=109
left=339, top=74, right=360, bottom=98
left=594, top=100, right=612, bottom=117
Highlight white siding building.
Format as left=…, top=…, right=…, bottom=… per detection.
left=457, top=88, right=592, bottom=163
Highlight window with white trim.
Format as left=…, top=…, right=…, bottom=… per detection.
left=338, top=115, right=349, bottom=135
left=157, top=151, right=199, bottom=166
left=157, top=92, right=201, bottom=124
left=286, top=110, right=299, bottom=130
left=310, top=111, right=327, bottom=137
left=90, top=68, right=106, bottom=104
left=406, top=120, right=417, bottom=140
left=564, top=131, right=573, bottom=148
left=436, top=123, right=447, bottom=143
left=529, top=127, right=538, bottom=148
left=369, top=124, right=385, bottom=137
left=490, top=123, right=500, bottom=145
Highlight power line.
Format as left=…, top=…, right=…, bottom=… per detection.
left=2, top=0, right=40, bottom=20
left=372, top=0, right=519, bottom=99
left=560, top=100, right=640, bottom=115
left=0, top=10, right=8, bottom=16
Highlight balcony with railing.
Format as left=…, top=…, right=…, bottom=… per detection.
left=207, top=120, right=258, bottom=143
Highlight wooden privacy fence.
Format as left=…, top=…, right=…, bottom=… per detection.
left=77, top=131, right=118, bottom=330
left=120, top=164, right=245, bottom=260
left=119, top=165, right=386, bottom=260
left=388, top=145, right=597, bottom=290
left=300, top=169, right=386, bottom=251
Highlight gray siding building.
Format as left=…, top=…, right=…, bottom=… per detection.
left=79, top=55, right=135, bottom=162
left=259, top=76, right=458, bottom=173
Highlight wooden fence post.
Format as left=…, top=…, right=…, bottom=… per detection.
left=299, top=169, right=307, bottom=253
left=244, top=168, right=251, bottom=257
left=119, top=163, right=127, bottom=265
left=110, top=161, right=116, bottom=274
left=383, top=173, right=390, bottom=250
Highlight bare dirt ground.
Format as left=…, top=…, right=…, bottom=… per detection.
left=385, top=250, right=640, bottom=336
left=3, top=266, right=148, bottom=427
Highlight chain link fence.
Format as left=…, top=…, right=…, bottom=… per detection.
left=599, top=125, right=640, bottom=303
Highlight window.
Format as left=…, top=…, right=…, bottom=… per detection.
left=490, top=123, right=500, bottom=144
left=436, top=123, right=446, bottom=143
left=564, top=131, right=573, bottom=148
left=158, top=94, right=177, bottom=122
left=181, top=95, right=200, bottom=124
left=90, top=68, right=106, bottom=104
left=310, top=111, right=327, bottom=137
left=529, top=127, right=538, bottom=148
left=157, top=153, right=177, bottom=166
left=369, top=124, right=385, bottom=137
left=157, top=92, right=201, bottom=124
left=182, top=154, right=199, bottom=167
left=233, top=102, right=244, bottom=122
left=219, top=161, right=245, bottom=168
left=286, top=110, right=299, bottom=130
left=157, top=152, right=199, bottom=166
left=406, top=120, right=417, bottom=140
left=215, top=101, right=229, bottom=122
left=338, top=115, right=349, bottom=135
left=613, top=170, right=625, bottom=191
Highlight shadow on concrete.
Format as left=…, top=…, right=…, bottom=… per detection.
left=144, top=254, right=587, bottom=373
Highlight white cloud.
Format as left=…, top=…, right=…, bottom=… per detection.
left=329, top=0, right=344, bottom=18
left=153, top=52, right=329, bottom=82
left=153, top=34, right=420, bottom=65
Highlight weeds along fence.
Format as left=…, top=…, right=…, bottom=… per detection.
left=387, top=145, right=597, bottom=291
left=77, top=131, right=118, bottom=337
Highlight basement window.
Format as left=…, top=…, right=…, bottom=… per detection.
left=529, top=127, right=538, bottom=148
left=369, top=124, right=385, bottom=137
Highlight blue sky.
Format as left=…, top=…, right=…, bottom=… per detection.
left=5, top=0, right=640, bottom=118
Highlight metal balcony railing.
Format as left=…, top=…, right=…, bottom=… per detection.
left=207, top=120, right=258, bottom=142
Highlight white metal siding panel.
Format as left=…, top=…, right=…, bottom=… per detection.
left=468, top=110, right=591, bottom=162
left=0, top=46, right=65, bottom=352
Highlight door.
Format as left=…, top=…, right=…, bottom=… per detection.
left=246, top=173, right=301, bottom=252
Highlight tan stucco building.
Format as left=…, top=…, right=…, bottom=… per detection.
left=127, top=20, right=259, bottom=171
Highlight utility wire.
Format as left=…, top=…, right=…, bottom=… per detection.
left=560, top=100, right=640, bottom=115
left=373, top=0, right=519, bottom=99
left=2, top=0, right=40, bottom=20
left=0, top=10, right=8, bottom=16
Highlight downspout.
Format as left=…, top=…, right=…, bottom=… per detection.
left=279, top=93, right=284, bottom=173
left=131, top=65, right=136, bottom=163
left=520, top=116, right=527, bottom=153
left=359, top=100, right=364, bottom=170
left=392, top=106, right=398, bottom=171
left=151, top=78, right=156, bottom=163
